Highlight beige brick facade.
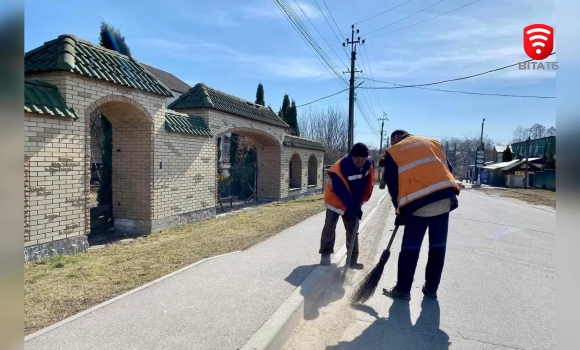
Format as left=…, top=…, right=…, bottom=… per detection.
left=24, top=71, right=324, bottom=259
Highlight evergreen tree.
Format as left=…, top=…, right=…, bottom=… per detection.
left=278, top=94, right=290, bottom=120
left=255, top=83, right=265, bottom=106
left=229, top=133, right=240, bottom=167
left=99, top=20, right=131, bottom=56
left=502, top=146, right=513, bottom=162
left=285, top=100, right=300, bottom=136
left=97, top=116, right=113, bottom=206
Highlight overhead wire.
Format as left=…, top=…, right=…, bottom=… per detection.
left=359, top=52, right=556, bottom=89
left=366, top=0, right=445, bottom=35
left=292, top=0, right=348, bottom=68
left=367, top=0, right=482, bottom=39
left=275, top=0, right=347, bottom=89
left=354, top=0, right=415, bottom=24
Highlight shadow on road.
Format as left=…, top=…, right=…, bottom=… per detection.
left=284, top=264, right=346, bottom=321
left=326, top=297, right=451, bottom=350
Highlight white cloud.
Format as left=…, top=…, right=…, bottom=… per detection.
left=133, top=36, right=332, bottom=80
left=366, top=2, right=558, bottom=84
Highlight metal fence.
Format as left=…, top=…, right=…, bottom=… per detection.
left=216, top=162, right=258, bottom=212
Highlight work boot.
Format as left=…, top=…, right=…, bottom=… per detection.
left=382, top=287, right=411, bottom=300
left=422, top=285, right=437, bottom=298
left=349, top=259, right=364, bottom=270
left=320, top=253, right=331, bottom=266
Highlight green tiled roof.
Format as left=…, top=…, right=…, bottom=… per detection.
left=24, top=79, right=78, bottom=119
left=25, top=34, right=173, bottom=97
left=168, top=83, right=288, bottom=128
left=165, top=113, right=213, bottom=137
left=283, top=134, right=325, bottom=151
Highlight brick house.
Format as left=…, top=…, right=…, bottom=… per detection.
left=23, top=34, right=325, bottom=262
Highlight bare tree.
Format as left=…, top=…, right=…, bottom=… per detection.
left=298, top=105, right=351, bottom=164
left=512, top=123, right=556, bottom=142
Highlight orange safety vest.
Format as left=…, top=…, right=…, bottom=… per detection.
left=324, top=157, right=375, bottom=215
left=386, top=135, right=458, bottom=210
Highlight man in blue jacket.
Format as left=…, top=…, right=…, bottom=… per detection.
left=319, top=143, right=375, bottom=269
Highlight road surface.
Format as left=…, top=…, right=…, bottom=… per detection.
left=284, top=190, right=556, bottom=350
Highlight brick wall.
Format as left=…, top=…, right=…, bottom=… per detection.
left=24, top=112, right=86, bottom=247
left=152, top=110, right=215, bottom=221
left=175, top=108, right=288, bottom=200
left=281, top=147, right=324, bottom=198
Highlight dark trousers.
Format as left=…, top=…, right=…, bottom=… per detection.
left=396, top=212, right=449, bottom=294
left=319, top=209, right=359, bottom=260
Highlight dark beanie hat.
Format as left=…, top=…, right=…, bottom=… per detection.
left=349, top=142, right=369, bottom=157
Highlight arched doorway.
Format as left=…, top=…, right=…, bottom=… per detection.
left=87, top=95, right=154, bottom=237
left=216, top=128, right=281, bottom=210
left=308, top=155, right=318, bottom=186
left=289, top=153, right=302, bottom=189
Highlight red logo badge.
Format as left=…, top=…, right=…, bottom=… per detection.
left=523, top=24, right=554, bottom=60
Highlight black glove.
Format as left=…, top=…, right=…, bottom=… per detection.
left=345, top=206, right=363, bottom=220
left=395, top=215, right=405, bottom=226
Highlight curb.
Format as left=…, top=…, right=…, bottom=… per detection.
left=24, top=250, right=242, bottom=342
left=241, top=191, right=390, bottom=350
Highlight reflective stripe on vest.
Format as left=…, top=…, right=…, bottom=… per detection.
left=326, top=202, right=345, bottom=215
left=398, top=156, right=446, bottom=174
left=347, top=169, right=370, bottom=181
left=398, top=179, right=457, bottom=207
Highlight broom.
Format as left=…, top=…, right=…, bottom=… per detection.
left=349, top=224, right=400, bottom=304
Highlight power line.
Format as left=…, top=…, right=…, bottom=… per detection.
left=314, top=0, right=350, bottom=61
left=361, top=80, right=555, bottom=98
left=359, top=52, right=556, bottom=89
left=366, top=0, right=445, bottom=35
left=296, top=87, right=350, bottom=107
left=354, top=0, right=414, bottom=24
left=275, top=0, right=347, bottom=89
left=296, top=97, right=349, bottom=109
left=367, top=0, right=482, bottom=39
left=293, top=0, right=348, bottom=68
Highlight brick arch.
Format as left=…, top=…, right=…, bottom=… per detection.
left=289, top=152, right=302, bottom=189
left=307, top=154, right=318, bottom=186
left=86, top=94, right=154, bottom=236
left=216, top=127, right=281, bottom=147
left=87, top=94, right=153, bottom=123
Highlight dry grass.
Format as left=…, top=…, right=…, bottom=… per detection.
left=470, top=187, right=556, bottom=208
left=25, top=194, right=325, bottom=335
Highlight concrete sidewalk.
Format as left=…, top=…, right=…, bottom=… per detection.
left=25, top=187, right=388, bottom=350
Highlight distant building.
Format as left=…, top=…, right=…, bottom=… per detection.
left=509, top=136, right=556, bottom=159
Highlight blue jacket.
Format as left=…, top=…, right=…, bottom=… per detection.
left=330, top=155, right=373, bottom=211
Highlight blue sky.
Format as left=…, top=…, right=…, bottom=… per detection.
left=24, top=0, right=556, bottom=148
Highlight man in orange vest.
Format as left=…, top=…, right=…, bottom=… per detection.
left=381, top=130, right=460, bottom=300
left=320, top=143, right=375, bottom=269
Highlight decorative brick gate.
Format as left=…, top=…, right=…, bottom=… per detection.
left=23, top=34, right=325, bottom=262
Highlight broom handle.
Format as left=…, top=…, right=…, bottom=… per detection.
left=384, top=225, right=400, bottom=252
left=345, top=216, right=360, bottom=269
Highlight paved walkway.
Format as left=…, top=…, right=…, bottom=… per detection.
left=25, top=188, right=388, bottom=350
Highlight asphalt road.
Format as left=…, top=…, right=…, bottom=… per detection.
left=24, top=188, right=387, bottom=350
left=284, top=190, right=556, bottom=350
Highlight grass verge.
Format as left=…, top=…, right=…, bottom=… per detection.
left=25, top=194, right=325, bottom=336
left=469, top=187, right=556, bottom=208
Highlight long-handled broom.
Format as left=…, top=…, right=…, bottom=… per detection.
left=349, top=224, right=400, bottom=304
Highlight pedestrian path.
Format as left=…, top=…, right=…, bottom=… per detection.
left=25, top=188, right=387, bottom=350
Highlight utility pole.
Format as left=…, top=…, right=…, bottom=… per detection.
left=476, top=118, right=485, bottom=186
left=377, top=113, right=388, bottom=180
left=343, top=25, right=364, bottom=151
left=524, top=135, right=531, bottom=189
